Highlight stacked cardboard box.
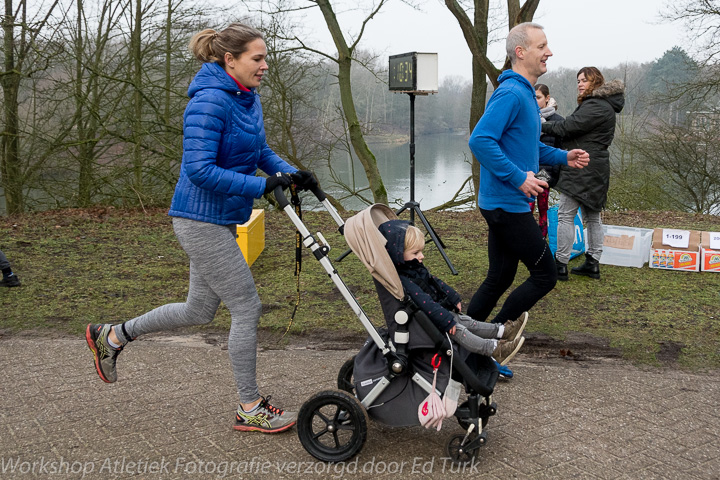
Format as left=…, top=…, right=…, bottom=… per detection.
left=649, top=228, right=701, bottom=272
left=700, top=231, right=720, bottom=273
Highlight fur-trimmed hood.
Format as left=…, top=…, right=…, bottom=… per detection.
left=588, top=79, right=625, bottom=113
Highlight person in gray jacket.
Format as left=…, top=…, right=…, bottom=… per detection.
left=542, top=66, right=625, bottom=280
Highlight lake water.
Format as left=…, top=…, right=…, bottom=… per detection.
left=316, top=132, right=475, bottom=211
left=1, top=132, right=476, bottom=215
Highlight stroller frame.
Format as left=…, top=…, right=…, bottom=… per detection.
left=272, top=187, right=498, bottom=464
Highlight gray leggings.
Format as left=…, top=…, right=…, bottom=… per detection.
left=115, top=217, right=263, bottom=403
left=449, top=314, right=500, bottom=357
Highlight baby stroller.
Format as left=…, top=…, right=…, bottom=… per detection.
left=272, top=187, right=499, bottom=464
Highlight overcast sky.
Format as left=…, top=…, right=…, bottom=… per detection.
left=295, top=0, right=690, bottom=81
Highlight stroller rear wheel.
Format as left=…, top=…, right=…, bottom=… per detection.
left=337, top=356, right=356, bottom=393
left=297, top=389, right=368, bottom=462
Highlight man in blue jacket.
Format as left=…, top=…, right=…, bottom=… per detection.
left=466, top=22, right=589, bottom=327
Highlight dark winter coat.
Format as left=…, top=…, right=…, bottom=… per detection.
left=168, top=62, right=296, bottom=225
left=540, top=111, right=564, bottom=148
left=541, top=80, right=625, bottom=210
left=539, top=110, right=564, bottom=187
left=378, top=220, right=461, bottom=333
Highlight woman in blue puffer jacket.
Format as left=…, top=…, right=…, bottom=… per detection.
left=85, top=23, right=315, bottom=433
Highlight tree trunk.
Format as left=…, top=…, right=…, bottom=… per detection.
left=75, top=0, right=93, bottom=207
left=1, top=0, right=24, bottom=214
left=315, top=0, right=387, bottom=204
left=131, top=0, right=143, bottom=196
left=469, top=56, right=487, bottom=201
left=446, top=0, right=540, bottom=205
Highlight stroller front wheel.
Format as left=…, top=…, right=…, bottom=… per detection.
left=337, top=356, right=356, bottom=394
left=297, top=389, right=368, bottom=462
left=446, top=433, right=479, bottom=464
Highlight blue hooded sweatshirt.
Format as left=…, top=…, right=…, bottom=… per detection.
left=468, top=69, right=567, bottom=213
left=168, top=62, right=296, bottom=225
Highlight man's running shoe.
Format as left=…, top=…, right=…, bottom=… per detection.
left=502, top=312, right=528, bottom=341
left=493, top=359, right=514, bottom=379
left=234, top=396, right=297, bottom=433
left=85, top=324, right=121, bottom=383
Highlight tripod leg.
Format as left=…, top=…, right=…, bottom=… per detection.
left=412, top=206, right=458, bottom=275
left=335, top=247, right=353, bottom=263
left=414, top=207, right=446, bottom=248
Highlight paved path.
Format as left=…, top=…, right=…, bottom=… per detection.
left=1, top=335, right=719, bottom=479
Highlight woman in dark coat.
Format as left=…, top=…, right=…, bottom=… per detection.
left=541, top=67, right=625, bottom=280
left=534, top=83, right=563, bottom=238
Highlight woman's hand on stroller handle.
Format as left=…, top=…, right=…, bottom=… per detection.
left=291, top=170, right=318, bottom=190
left=272, top=181, right=326, bottom=210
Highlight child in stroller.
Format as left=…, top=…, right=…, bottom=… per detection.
left=289, top=200, right=512, bottom=463
left=378, top=220, right=527, bottom=366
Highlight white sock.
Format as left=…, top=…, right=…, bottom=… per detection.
left=241, top=402, right=260, bottom=413
left=107, top=334, right=122, bottom=350
left=497, top=325, right=505, bottom=339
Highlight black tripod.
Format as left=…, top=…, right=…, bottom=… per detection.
left=335, top=94, right=457, bottom=275
left=397, top=93, right=457, bottom=275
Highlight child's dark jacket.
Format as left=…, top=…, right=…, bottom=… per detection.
left=379, top=220, right=461, bottom=333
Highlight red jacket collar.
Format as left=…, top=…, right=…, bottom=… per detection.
left=226, top=71, right=251, bottom=92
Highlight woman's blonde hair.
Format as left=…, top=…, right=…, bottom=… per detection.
left=404, top=225, right=426, bottom=252
left=189, top=23, right=263, bottom=66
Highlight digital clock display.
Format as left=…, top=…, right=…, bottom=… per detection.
left=389, top=53, right=417, bottom=91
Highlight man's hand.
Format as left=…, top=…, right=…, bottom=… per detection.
left=567, top=149, right=590, bottom=169
left=519, top=172, right=549, bottom=197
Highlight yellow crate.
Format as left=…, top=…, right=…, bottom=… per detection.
left=236, top=209, right=265, bottom=267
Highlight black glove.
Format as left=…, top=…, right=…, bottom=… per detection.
left=291, top=170, right=318, bottom=190
left=264, top=172, right=293, bottom=194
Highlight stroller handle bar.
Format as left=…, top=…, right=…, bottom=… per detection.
left=273, top=184, right=345, bottom=231
left=272, top=184, right=326, bottom=210
left=273, top=182, right=389, bottom=355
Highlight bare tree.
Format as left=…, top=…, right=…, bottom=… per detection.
left=1, top=0, right=63, bottom=214
left=444, top=0, right=540, bottom=204
left=258, top=11, right=348, bottom=211
left=258, top=0, right=389, bottom=204
left=632, top=117, right=720, bottom=214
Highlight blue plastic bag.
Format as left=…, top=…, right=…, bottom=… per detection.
left=547, top=205, right=585, bottom=260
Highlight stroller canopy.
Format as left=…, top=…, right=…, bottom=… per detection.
left=344, top=204, right=404, bottom=301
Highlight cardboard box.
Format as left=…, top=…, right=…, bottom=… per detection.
left=599, top=225, right=653, bottom=268
left=649, top=228, right=700, bottom=271
left=700, top=231, right=720, bottom=272
left=236, top=209, right=265, bottom=267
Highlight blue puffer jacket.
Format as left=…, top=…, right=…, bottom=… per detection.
left=168, top=62, right=296, bottom=225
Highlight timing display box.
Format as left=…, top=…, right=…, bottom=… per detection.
left=388, top=52, right=438, bottom=93
left=700, top=231, right=720, bottom=272
left=649, top=228, right=700, bottom=272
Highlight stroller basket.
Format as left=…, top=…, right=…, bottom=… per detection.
left=272, top=188, right=498, bottom=464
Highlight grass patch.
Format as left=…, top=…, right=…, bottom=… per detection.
left=2, top=206, right=719, bottom=369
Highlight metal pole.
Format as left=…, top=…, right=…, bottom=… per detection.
left=409, top=93, right=415, bottom=224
